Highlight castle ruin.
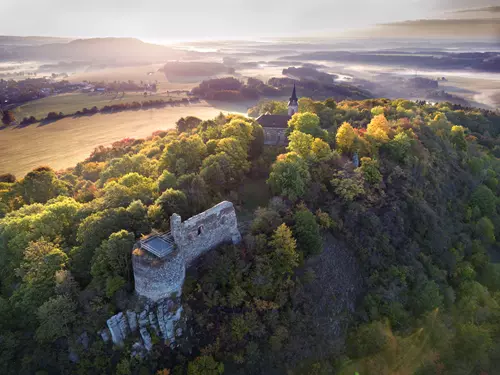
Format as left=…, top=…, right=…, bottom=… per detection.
left=100, top=201, right=241, bottom=350
left=132, top=201, right=242, bottom=301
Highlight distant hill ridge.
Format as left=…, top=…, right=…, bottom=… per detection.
left=0, top=36, right=185, bottom=63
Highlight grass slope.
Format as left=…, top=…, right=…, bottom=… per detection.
left=0, top=102, right=226, bottom=177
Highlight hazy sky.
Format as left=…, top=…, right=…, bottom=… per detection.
left=0, top=0, right=498, bottom=41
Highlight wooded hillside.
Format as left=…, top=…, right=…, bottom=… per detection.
left=1, top=97, right=500, bottom=374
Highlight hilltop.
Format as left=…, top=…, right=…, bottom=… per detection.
left=0, top=37, right=185, bottom=63
left=1, top=97, right=500, bottom=374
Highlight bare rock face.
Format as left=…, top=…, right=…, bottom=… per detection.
left=101, top=299, right=184, bottom=352
left=140, top=327, right=153, bottom=351
left=99, top=328, right=111, bottom=342
left=106, top=312, right=128, bottom=346
left=126, top=311, right=138, bottom=333
left=156, top=299, right=183, bottom=342
left=131, top=341, right=146, bottom=358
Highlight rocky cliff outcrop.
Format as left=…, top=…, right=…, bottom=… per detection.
left=101, top=298, right=183, bottom=354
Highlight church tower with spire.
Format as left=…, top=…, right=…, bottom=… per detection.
left=288, top=84, right=299, bottom=116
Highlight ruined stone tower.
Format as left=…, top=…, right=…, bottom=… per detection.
left=132, top=201, right=241, bottom=301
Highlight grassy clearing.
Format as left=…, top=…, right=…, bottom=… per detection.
left=0, top=102, right=228, bottom=177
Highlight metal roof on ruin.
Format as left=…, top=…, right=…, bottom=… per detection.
left=139, top=232, right=175, bottom=258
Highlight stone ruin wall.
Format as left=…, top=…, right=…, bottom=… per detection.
left=104, top=202, right=242, bottom=352
left=132, top=201, right=241, bottom=303
left=171, top=201, right=242, bottom=266
left=132, top=248, right=185, bottom=301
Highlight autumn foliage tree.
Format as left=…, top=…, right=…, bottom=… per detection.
left=335, top=122, right=356, bottom=154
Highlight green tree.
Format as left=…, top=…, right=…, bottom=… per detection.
left=17, top=166, right=68, bottom=204
left=11, top=240, right=69, bottom=320
left=470, top=185, right=496, bottom=217
left=102, top=172, right=156, bottom=208
left=293, top=207, right=322, bottom=256
left=247, top=100, right=287, bottom=117
left=386, top=132, right=413, bottom=163
left=287, top=130, right=314, bottom=158
left=249, top=122, right=265, bottom=159
left=100, top=154, right=156, bottom=183
left=156, top=188, right=188, bottom=219
left=476, top=216, right=496, bottom=244
left=330, top=170, right=365, bottom=202
left=453, top=323, right=493, bottom=369
left=35, top=295, right=77, bottom=343
left=187, top=356, right=224, bottom=375
left=157, top=170, right=177, bottom=192
left=221, top=118, right=255, bottom=149
left=200, top=154, right=230, bottom=194
left=160, top=135, right=207, bottom=175
left=411, top=280, right=443, bottom=315
left=310, top=138, right=332, bottom=161
left=72, top=204, right=146, bottom=281
left=20, top=240, right=68, bottom=287
left=288, top=112, right=324, bottom=138
left=267, top=152, right=311, bottom=202
left=451, top=125, right=467, bottom=151
left=356, top=157, right=382, bottom=185
left=347, top=321, right=390, bottom=358
left=91, top=230, right=135, bottom=285
left=270, top=223, right=299, bottom=277
left=1, top=110, right=15, bottom=125
left=176, top=116, right=202, bottom=133
left=216, top=137, right=250, bottom=173
left=177, top=173, right=211, bottom=214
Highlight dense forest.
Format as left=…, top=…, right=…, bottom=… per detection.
left=1, top=96, right=500, bottom=375
left=191, top=76, right=371, bottom=102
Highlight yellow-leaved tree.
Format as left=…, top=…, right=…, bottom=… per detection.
left=367, top=114, right=390, bottom=142
left=336, top=122, right=356, bottom=154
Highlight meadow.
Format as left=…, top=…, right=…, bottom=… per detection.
left=13, top=91, right=190, bottom=119
left=0, top=102, right=227, bottom=177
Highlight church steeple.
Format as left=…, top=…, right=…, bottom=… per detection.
left=288, top=84, right=298, bottom=116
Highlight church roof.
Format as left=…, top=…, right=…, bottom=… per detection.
left=256, top=114, right=290, bottom=129
left=290, top=83, right=298, bottom=102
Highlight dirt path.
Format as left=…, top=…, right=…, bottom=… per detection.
left=0, top=102, right=228, bottom=177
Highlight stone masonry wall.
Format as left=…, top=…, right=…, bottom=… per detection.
left=133, top=248, right=185, bottom=301
left=171, top=201, right=242, bottom=265
left=263, top=128, right=287, bottom=145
